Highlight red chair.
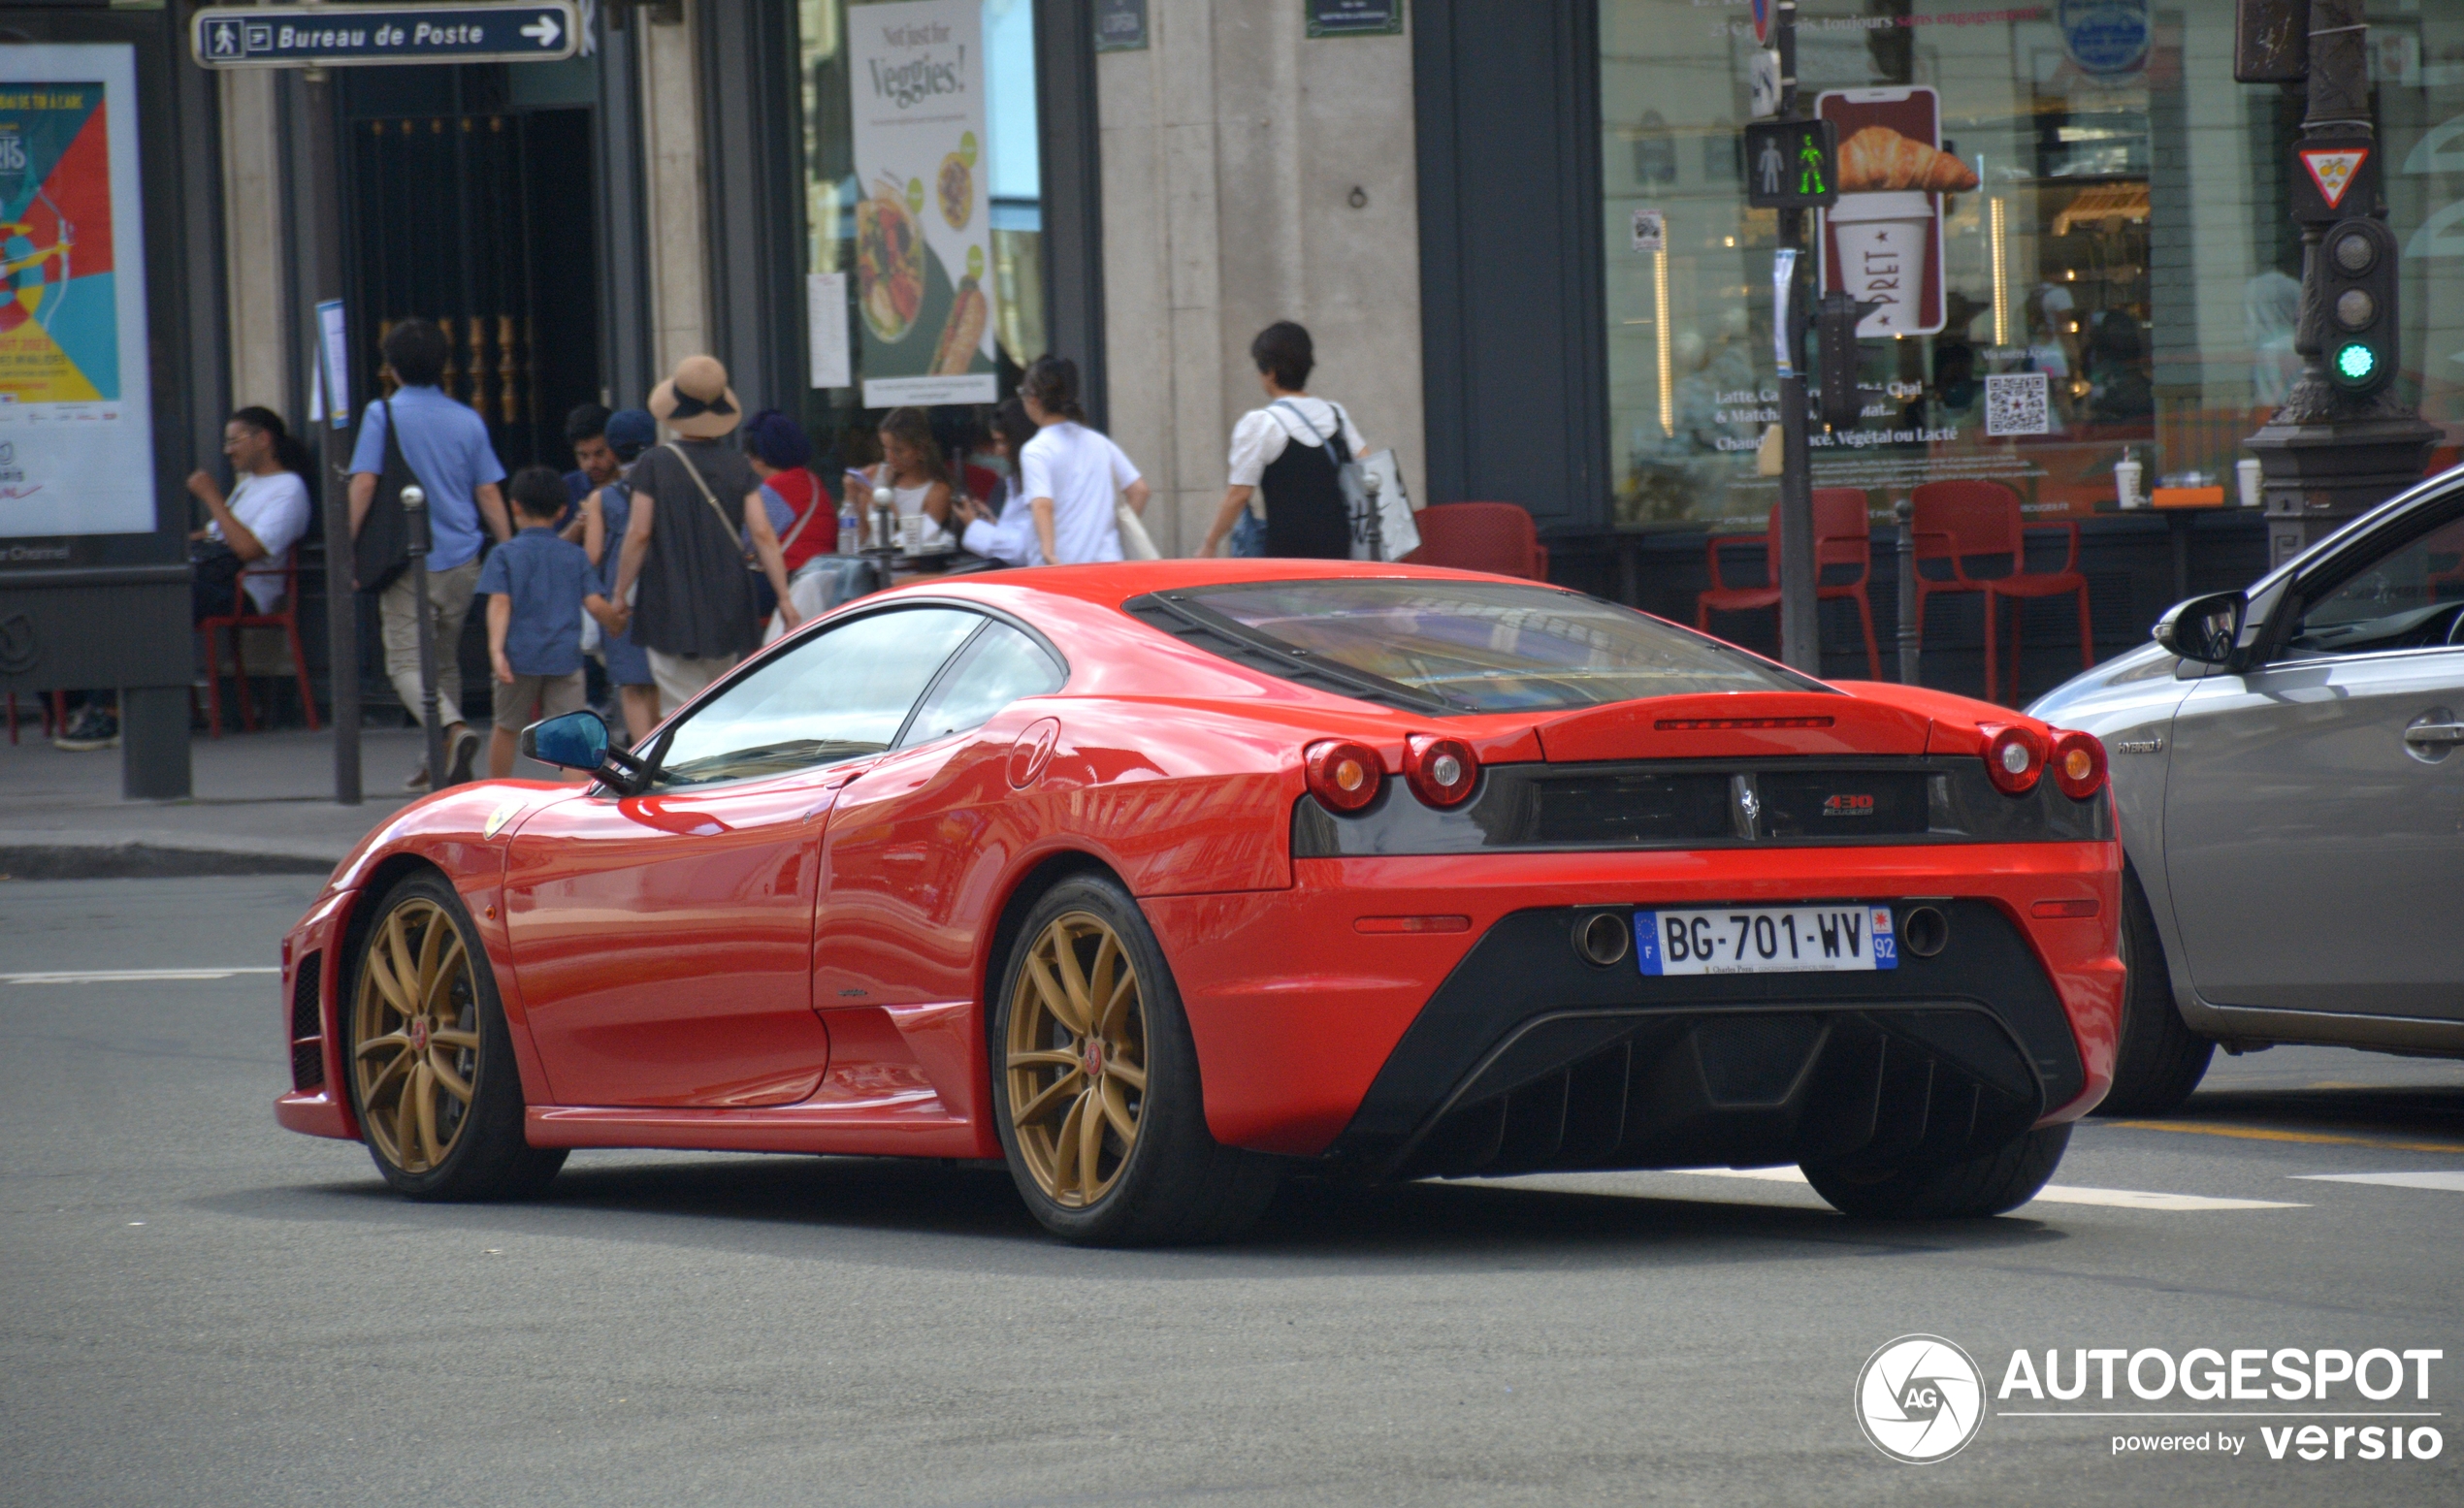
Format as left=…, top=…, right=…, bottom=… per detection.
left=1909, top=479, right=2092, bottom=704
left=5, top=690, right=66, bottom=745
left=197, top=558, right=321, bottom=737
left=1693, top=490, right=1881, bottom=679
left=1406, top=502, right=1549, bottom=581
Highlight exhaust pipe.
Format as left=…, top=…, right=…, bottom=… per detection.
left=1575, top=911, right=1632, bottom=968
left=1900, top=905, right=1949, bottom=959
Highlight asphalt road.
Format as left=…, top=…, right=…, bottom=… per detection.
left=5, top=875, right=2460, bottom=1507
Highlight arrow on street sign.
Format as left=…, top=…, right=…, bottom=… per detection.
left=190, top=2, right=579, bottom=69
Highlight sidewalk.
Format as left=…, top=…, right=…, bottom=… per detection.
left=0, top=726, right=433, bottom=878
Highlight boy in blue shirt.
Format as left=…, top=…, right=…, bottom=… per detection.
left=480, top=466, right=626, bottom=778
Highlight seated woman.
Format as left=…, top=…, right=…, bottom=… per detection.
left=848, top=405, right=956, bottom=554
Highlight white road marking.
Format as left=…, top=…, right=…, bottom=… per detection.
left=2292, top=1171, right=2464, bottom=1193
left=1666, top=1166, right=2306, bottom=1210
left=1, top=968, right=280, bottom=984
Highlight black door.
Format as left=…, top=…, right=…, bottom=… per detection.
left=340, top=68, right=600, bottom=470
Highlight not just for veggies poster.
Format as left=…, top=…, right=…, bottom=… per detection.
left=849, top=0, right=997, bottom=407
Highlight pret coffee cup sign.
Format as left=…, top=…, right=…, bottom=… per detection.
left=1815, top=85, right=1975, bottom=338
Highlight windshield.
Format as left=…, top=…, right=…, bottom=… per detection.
left=1167, top=579, right=1815, bottom=712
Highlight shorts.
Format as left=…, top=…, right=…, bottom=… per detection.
left=491, top=669, right=588, bottom=731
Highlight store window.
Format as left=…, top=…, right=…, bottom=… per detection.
left=795, top=0, right=1046, bottom=458
left=1601, top=2, right=2463, bottom=531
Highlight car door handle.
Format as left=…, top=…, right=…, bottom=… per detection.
left=2403, top=722, right=2464, bottom=747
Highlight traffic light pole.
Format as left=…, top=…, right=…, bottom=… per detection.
left=1772, top=0, right=1819, bottom=676
left=2244, top=0, right=2435, bottom=564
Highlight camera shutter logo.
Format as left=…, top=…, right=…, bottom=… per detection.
left=1856, top=1334, right=1986, bottom=1463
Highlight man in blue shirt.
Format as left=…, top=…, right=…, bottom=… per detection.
left=480, top=467, right=623, bottom=779
left=347, top=318, right=510, bottom=789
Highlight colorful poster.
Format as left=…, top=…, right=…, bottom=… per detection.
left=848, top=0, right=997, bottom=408
left=0, top=46, right=153, bottom=539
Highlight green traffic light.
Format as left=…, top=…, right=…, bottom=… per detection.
left=2333, top=342, right=2377, bottom=382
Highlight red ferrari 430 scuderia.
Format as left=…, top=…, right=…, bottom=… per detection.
left=276, top=561, right=2122, bottom=1244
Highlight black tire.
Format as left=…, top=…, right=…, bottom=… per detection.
left=343, top=870, right=567, bottom=1201
left=1802, top=1124, right=2071, bottom=1219
left=989, top=873, right=1281, bottom=1246
left=2091, top=864, right=2213, bottom=1117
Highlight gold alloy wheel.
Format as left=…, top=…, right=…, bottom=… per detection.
left=351, top=897, right=481, bottom=1174
left=1005, top=911, right=1150, bottom=1207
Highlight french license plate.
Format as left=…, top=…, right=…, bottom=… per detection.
left=1636, top=905, right=1897, bottom=977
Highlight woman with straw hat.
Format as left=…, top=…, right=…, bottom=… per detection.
left=609, top=356, right=800, bottom=710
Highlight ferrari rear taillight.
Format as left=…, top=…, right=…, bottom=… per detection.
left=1404, top=734, right=1478, bottom=808
left=2049, top=729, right=2107, bottom=801
left=1305, top=739, right=1384, bottom=812
left=1980, top=723, right=2048, bottom=795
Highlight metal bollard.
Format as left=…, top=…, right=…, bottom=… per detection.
left=401, top=485, right=448, bottom=787
left=1895, top=497, right=1921, bottom=686
left=1361, top=469, right=1385, bottom=563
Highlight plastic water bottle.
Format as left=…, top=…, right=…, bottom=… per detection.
left=838, top=493, right=860, bottom=555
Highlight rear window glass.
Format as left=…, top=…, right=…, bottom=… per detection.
left=1164, top=579, right=1814, bottom=712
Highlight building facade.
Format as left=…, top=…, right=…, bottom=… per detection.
left=8, top=0, right=2463, bottom=752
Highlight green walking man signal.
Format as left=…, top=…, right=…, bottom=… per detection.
left=1744, top=118, right=1837, bottom=210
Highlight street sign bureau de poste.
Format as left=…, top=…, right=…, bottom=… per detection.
left=191, top=1, right=579, bottom=69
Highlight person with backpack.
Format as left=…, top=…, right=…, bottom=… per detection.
left=578, top=408, right=661, bottom=742
left=608, top=356, right=800, bottom=710
left=347, top=317, right=511, bottom=790
left=1018, top=356, right=1149, bottom=566
left=1196, top=321, right=1368, bottom=560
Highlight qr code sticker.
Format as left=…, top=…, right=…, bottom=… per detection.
left=1985, top=372, right=2050, bottom=436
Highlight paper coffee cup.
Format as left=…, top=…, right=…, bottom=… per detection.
left=2237, top=458, right=2263, bottom=508
left=2114, top=460, right=2143, bottom=509
left=1829, top=192, right=1932, bottom=337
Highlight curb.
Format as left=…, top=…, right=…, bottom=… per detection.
left=0, top=844, right=339, bottom=882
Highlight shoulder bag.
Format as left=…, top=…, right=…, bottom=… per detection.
left=351, top=399, right=417, bottom=594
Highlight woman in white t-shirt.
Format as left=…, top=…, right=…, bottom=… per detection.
left=1197, top=321, right=1367, bottom=559
left=185, top=405, right=316, bottom=620
left=1019, top=357, right=1150, bottom=565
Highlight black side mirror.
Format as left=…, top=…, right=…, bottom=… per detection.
left=2153, top=591, right=2248, bottom=665
left=518, top=711, right=649, bottom=792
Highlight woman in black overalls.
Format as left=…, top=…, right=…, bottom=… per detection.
left=1198, top=321, right=1367, bottom=560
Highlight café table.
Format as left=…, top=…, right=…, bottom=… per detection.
left=2098, top=487, right=2236, bottom=602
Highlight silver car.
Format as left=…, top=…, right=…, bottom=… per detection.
left=2028, top=465, right=2464, bottom=1114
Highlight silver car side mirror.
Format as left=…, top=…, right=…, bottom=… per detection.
left=2153, top=591, right=2247, bottom=665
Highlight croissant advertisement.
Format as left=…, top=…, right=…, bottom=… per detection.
left=847, top=0, right=997, bottom=407
left=1815, top=85, right=1976, bottom=338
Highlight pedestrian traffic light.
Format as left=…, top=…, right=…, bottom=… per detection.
left=2318, top=217, right=2399, bottom=396
left=1743, top=118, right=1838, bottom=210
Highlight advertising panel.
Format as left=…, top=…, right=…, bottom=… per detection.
left=847, top=0, right=997, bottom=408
left=1815, top=85, right=1972, bottom=338
left=0, top=45, right=153, bottom=540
